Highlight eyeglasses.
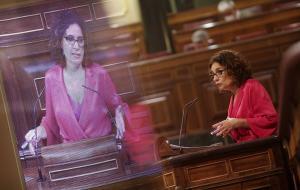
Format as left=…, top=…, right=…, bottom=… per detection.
left=64, top=35, right=84, bottom=47
left=209, top=69, right=226, bottom=81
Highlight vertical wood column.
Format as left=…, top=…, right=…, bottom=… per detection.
left=139, top=0, right=174, bottom=54
left=0, top=62, right=25, bottom=189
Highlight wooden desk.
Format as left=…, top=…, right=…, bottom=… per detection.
left=23, top=162, right=164, bottom=190
left=158, top=136, right=293, bottom=190
left=21, top=135, right=164, bottom=190
left=22, top=136, right=293, bottom=190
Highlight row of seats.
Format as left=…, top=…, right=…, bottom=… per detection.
left=175, top=0, right=300, bottom=52
left=101, top=0, right=300, bottom=62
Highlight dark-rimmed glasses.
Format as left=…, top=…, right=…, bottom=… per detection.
left=64, top=35, right=84, bottom=47
left=209, top=69, right=226, bottom=81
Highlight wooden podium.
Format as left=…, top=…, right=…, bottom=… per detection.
left=155, top=136, right=293, bottom=190
left=41, top=135, right=127, bottom=190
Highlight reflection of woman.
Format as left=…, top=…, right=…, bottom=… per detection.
left=25, top=10, right=127, bottom=146
left=209, top=50, right=277, bottom=142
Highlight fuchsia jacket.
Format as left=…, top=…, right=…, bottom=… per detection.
left=41, top=63, right=126, bottom=145
left=228, top=79, right=278, bottom=142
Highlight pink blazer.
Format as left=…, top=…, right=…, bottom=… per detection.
left=41, top=63, right=125, bottom=145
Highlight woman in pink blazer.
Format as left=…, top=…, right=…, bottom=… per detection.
left=25, top=10, right=127, bottom=148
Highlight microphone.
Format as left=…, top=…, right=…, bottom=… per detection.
left=33, top=85, right=46, bottom=182
left=82, top=85, right=125, bottom=150
left=177, top=98, right=200, bottom=153
left=82, top=85, right=116, bottom=126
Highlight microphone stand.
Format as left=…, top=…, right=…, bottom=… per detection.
left=178, top=98, right=200, bottom=153
left=82, top=85, right=116, bottom=125
left=32, top=86, right=46, bottom=182
left=82, top=85, right=122, bottom=148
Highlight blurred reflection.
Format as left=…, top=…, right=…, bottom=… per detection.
left=23, top=10, right=129, bottom=153
left=124, top=103, right=157, bottom=166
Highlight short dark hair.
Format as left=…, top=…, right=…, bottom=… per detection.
left=209, top=50, right=252, bottom=87
left=49, top=10, right=90, bottom=67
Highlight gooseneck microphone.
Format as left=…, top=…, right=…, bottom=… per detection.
left=82, top=85, right=116, bottom=126
left=82, top=85, right=123, bottom=150
left=33, top=85, right=46, bottom=182
left=178, top=98, right=200, bottom=153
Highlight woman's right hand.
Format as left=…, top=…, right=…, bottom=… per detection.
left=24, top=126, right=47, bottom=154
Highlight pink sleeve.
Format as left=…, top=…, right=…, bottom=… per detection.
left=246, top=82, right=278, bottom=137
left=101, top=71, right=129, bottom=113
left=101, top=70, right=131, bottom=128
left=40, top=74, right=61, bottom=145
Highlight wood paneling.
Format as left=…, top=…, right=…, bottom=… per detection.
left=172, top=3, right=300, bottom=52
left=230, top=152, right=271, bottom=175
left=163, top=171, right=176, bottom=188
left=167, top=0, right=276, bottom=30
left=41, top=135, right=127, bottom=189
left=44, top=4, right=93, bottom=28
left=0, top=0, right=145, bottom=63
left=0, top=14, right=44, bottom=37
left=160, top=137, right=292, bottom=189
left=186, top=160, right=229, bottom=184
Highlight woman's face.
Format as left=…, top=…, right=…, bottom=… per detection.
left=62, top=23, right=85, bottom=68
left=210, top=62, right=236, bottom=93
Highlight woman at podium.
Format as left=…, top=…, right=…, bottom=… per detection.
left=209, top=50, right=277, bottom=142
left=24, top=10, right=128, bottom=150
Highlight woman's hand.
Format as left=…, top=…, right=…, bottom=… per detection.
left=24, top=125, right=47, bottom=154
left=211, top=118, right=248, bottom=137
left=25, top=125, right=47, bottom=142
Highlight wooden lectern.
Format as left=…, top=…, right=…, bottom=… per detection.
left=155, top=135, right=294, bottom=189
left=41, top=134, right=127, bottom=190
